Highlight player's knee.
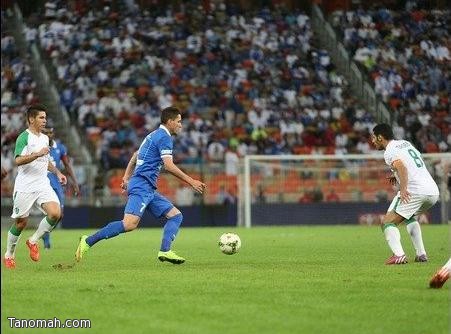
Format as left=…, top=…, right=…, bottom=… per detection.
left=47, top=210, right=61, bottom=222
left=166, top=207, right=181, bottom=219
left=122, top=217, right=139, bottom=231
left=15, top=218, right=27, bottom=230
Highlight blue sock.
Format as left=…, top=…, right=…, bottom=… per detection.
left=86, top=221, right=125, bottom=247
left=160, top=213, right=183, bottom=252
left=42, top=232, right=51, bottom=248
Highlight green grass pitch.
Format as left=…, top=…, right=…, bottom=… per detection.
left=2, top=225, right=449, bottom=334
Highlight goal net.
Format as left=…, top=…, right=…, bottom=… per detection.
left=238, top=153, right=450, bottom=227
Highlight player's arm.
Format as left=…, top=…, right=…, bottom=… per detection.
left=392, top=159, right=410, bottom=203
left=121, top=151, right=138, bottom=191
left=61, top=154, right=80, bottom=196
left=162, top=156, right=206, bottom=194
left=48, top=162, right=67, bottom=185
left=15, top=147, right=49, bottom=166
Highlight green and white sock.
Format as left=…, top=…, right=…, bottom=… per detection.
left=405, top=218, right=426, bottom=256
left=383, top=224, right=405, bottom=256
left=5, top=225, right=22, bottom=258
left=444, top=258, right=451, bottom=273
left=28, top=217, right=58, bottom=244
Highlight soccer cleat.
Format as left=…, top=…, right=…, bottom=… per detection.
left=385, top=254, right=408, bottom=265
left=4, top=257, right=16, bottom=269
left=75, top=235, right=90, bottom=262
left=414, top=254, right=428, bottom=262
left=429, top=268, right=450, bottom=289
left=158, top=250, right=185, bottom=264
left=26, top=240, right=40, bottom=262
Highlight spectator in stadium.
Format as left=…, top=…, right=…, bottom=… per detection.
left=256, top=185, right=267, bottom=204
left=224, top=147, right=239, bottom=176
left=371, top=123, right=439, bottom=265
left=298, top=190, right=313, bottom=203
left=175, top=183, right=195, bottom=206
left=311, top=187, right=324, bottom=202
left=429, top=257, right=451, bottom=289
left=75, top=107, right=206, bottom=265
left=375, top=189, right=388, bottom=202
left=325, top=189, right=340, bottom=202
left=216, top=185, right=236, bottom=205
left=41, top=125, right=79, bottom=249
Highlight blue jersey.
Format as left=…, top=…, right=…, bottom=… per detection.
left=132, top=125, right=173, bottom=189
left=48, top=140, right=67, bottom=206
left=124, top=125, right=174, bottom=218
left=48, top=140, right=67, bottom=186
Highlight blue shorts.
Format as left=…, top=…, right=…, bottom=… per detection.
left=124, top=178, right=173, bottom=218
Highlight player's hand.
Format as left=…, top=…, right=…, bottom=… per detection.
left=121, top=179, right=129, bottom=193
left=191, top=179, right=206, bottom=194
left=399, top=189, right=410, bottom=204
left=386, top=176, right=397, bottom=186
left=58, top=173, right=67, bottom=186
left=72, top=183, right=80, bottom=196
left=36, top=147, right=50, bottom=157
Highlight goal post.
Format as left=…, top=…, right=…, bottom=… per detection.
left=239, top=153, right=451, bottom=228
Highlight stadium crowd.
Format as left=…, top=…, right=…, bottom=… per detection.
left=26, top=0, right=378, bottom=170
left=1, top=1, right=449, bottom=202
left=331, top=2, right=450, bottom=153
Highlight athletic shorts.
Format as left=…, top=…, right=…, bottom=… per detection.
left=387, top=192, right=439, bottom=220
left=11, top=185, right=60, bottom=218
left=124, top=189, right=173, bottom=219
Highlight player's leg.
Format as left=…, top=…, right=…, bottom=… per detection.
left=150, top=193, right=185, bottom=264
left=405, top=216, right=427, bottom=262
left=406, top=195, right=439, bottom=262
left=4, top=217, right=28, bottom=269
left=381, top=195, right=408, bottom=264
left=75, top=193, right=147, bottom=261
left=27, top=201, right=61, bottom=261
left=43, top=184, right=64, bottom=249
left=4, top=191, right=36, bottom=268
left=430, top=257, right=451, bottom=288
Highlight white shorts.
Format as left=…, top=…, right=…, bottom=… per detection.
left=387, top=192, right=439, bottom=220
left=11, top=185, right=60, bottom=219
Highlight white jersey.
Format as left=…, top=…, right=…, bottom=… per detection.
left=384, top=140, right=439, bottom=196
left=13, top=129, right=51, bottom=193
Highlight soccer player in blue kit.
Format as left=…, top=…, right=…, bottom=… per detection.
left=41, top=125, right=79, bottom=249
left=75, top=107, right=206, bottom=264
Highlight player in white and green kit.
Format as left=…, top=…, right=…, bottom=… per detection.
left=371, top=123, right=439, bottom=265
left=4, top=105, right=67, bottom=269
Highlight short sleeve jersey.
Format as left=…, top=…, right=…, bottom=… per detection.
left=133, top=125, right=173, bottom=188
left=48, top=140, right=67, bottom=189
left=14, top=129, right=51, bottom=192
left=384, top=140, right=439, bottom=196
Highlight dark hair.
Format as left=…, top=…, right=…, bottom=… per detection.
left=161, top=106, right=180, bottom=124
left=373, top=123, right=394, bottom=140
left=26, top=104, right=47, bottom=123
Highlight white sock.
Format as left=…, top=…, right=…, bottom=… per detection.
left=405, top=220, right=426, bottom=256
left=384, top=225, right=405, bottom=256
left=28, top=217, right=54, bottom=244
left=5, top=231, right=21, bottom=258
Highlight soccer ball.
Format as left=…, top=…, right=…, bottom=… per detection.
left=218, top=233, right=241, bottom=255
